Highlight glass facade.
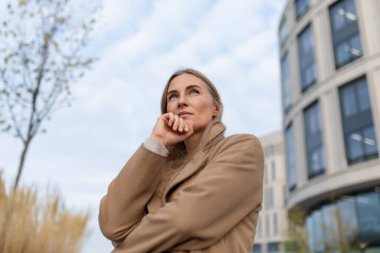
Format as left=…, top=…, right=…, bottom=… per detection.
left=339, top=76, right=378, bottom=164
left=306, top=188, right=380, bottom=253
left=253, top=244, right=261, bottom=253
left=281, top=52, right=292, bottom=111
left=304, top=101, right=325, bottom=178
left=286, top=124, right=297, bottom=190
left=279, top=18, right=289, bottom=45
left=329, top=0, right=362, bottom=68
left=298, top=24, right=317, bottom=92
left=295, top=0, right=309, bottom=20
left=268, top=242, right=280, bottom=253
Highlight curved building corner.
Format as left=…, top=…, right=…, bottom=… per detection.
left=279, top=0, right=380, bottom=252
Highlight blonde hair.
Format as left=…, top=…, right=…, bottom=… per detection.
left=160, top=68, right=224, bottom=161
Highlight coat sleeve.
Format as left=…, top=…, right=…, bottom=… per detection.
left=98, top=145, right=167, bottom=242
left=116, top=134, right=264, bottom=253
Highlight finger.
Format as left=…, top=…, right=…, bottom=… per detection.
left=172, top=115, right=180, bottom=131
left=167, top=112, right=175, bottom=127
left=178, top=118, right=185, bottom=133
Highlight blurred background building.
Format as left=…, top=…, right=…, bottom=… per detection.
left=278, top=0, right=380, bottom=252
left=255, top=132, right=288, bottom=253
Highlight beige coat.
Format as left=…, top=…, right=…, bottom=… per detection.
left=99, top=123, right=264, bottom=253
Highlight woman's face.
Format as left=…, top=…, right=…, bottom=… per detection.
left=166, top=73, right=218, bottom=134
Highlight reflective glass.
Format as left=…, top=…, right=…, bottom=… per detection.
left=356, top=192, right=380, bottom=244
left=350, top=34, right=362, bottom=58
left=295, top=0, right=309, bottom=19
left=336, top=42, right=351, bottom=66
left=286, top=125, right=297, bottom=190
left=348, top=131, right=364, bottom=160
left=341, top=85, right=358, bottom=117
left=268, top=242, right=280, bottom=253
left=357, top=78, right=370, bottom=112
left=322, top=205, right=339, bottom=250
left=253, top=244, right=261, bottom=253
left=338, top=196, right=359, bottom=243
left=346, top=0, right=357, bottom=21
left=363, top=126, right=378, bottom=156
left=306, top=216, right=315, bottom=252
left=279, top=19, right=288, bottom=45
left=314, top=211, right=326, bottom=253
left=281, top=54, right=292, bottom=109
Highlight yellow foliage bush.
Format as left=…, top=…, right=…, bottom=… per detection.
left=0, top=173, right=90, bottom=253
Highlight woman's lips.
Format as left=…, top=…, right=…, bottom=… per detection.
left=178, top=112, right=192, bottom=117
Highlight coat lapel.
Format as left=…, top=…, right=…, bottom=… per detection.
left=163, top=122, right=226, bottom=201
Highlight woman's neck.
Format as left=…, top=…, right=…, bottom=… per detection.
left=184, top=131, right=204, bottom=154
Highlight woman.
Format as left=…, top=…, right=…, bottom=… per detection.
left=99, top=68, right=264, bottom=253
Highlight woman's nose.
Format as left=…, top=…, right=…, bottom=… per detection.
left=178, top=94, right=188, bottom=107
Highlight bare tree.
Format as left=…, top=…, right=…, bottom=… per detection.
left=0, top=0, right=99, bottom=189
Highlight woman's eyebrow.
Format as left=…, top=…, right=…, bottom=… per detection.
left=167, top=84, right=201, bottom=94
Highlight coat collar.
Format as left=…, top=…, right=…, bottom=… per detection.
left=162, top=122, right=226, bottom=202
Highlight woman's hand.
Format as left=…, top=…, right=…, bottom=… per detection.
left=150, top=112, right=194, bottom=148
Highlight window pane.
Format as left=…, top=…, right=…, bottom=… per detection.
left=348, top=131, right=364, bottom=160
left=279, top=19, right=288, bottom=45
left=268, top=242, right=280, bottom=253
left=336, top=42, right=351, bottom=66
left=253, top=244, right=261, bottom=253
left=346, top=0, right=357, bottom=22
left=281, top=53, right=292, bottom=109
left=356, top=192, right=380, bottom=244
left=331, top=2, right=345, bottom=31
left=286, top=125, right=297, bottom=190
left=314, top=211, right=326, bottom=253
left=298, top=25, right=317, bottom=90
left=296, top=0, right=309, bottom=19
left=306, top=215, right=315, bottom=252
left=363, top=126, right=378, bottom=156
left=310, top=146, right=325, bottom=174
left=350, top=34, right=362, bottom=58
left=322, top=205, right=340, bottom=250
left=338, top=196, right=359, bottom=243
left=330, top=0, right=361, bottom=68
left=341, top=85, right=358, bottom=117
left=357, top=78, right=370, bottom=112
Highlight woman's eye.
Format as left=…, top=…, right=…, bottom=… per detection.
left=168, top=94, right=178, bottom=101
left=190, top=89, right=199, bottom=95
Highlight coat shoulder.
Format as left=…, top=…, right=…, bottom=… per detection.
left=209, top=133, right=264, bottom=160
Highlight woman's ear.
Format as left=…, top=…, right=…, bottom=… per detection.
left=213, top=104, right=219, bottom=116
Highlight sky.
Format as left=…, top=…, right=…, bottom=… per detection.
left=0, top=0, right=287, bottom=252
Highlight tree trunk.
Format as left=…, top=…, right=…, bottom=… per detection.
left=13, top=137, right=32, bottom=189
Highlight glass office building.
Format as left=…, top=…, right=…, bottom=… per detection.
left=279, top=0, right=380, bottom=252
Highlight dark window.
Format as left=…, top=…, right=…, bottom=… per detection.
left=356, top=192, right=380, bottom=243
left=268, top=242, right=280, bottom=253
left=329, top=0, right=362, bottom=68
left=286, top=124, right=297, bottom=191
left=279, top=18, right=289, bottom=45
left=253, top=244, right=261, bottom=253
left=298, top=24, right=317, bottom=92
left=304, top=101, right=325, bottom=178
left=281, top=52, right=292, bottom=111
left=295, top=0, right=309, bottom=20
left=339, top=77, right=378, bottom=164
